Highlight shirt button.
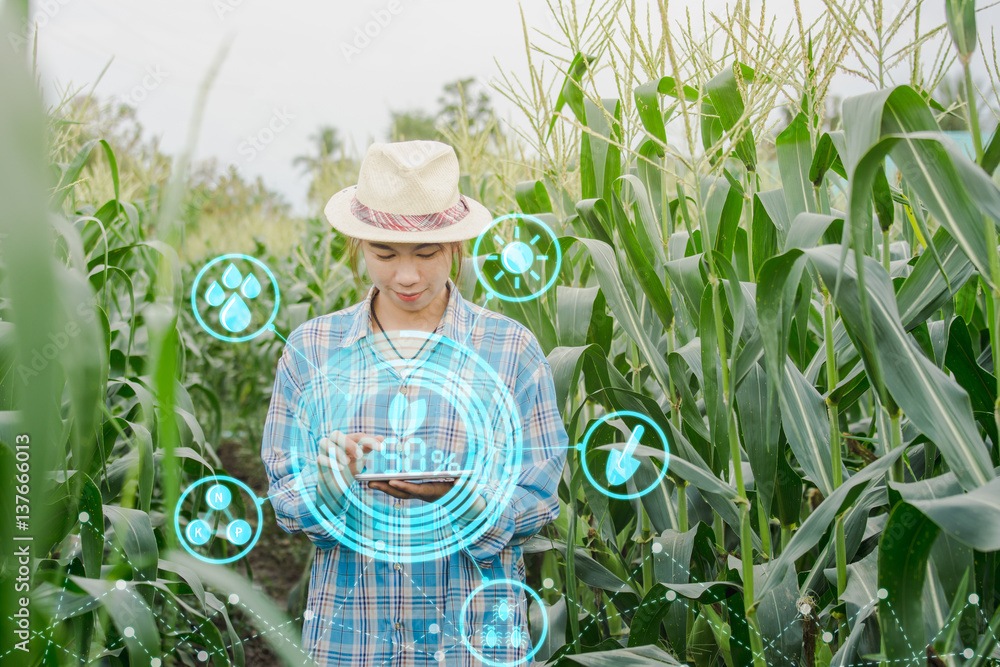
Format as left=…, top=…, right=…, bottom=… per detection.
left=394, top=562, right=403, bottom=572
left=394, top=501, right=402, bottom=511
left=395, top=622, right=403, bottom=631
left=399, top=385, right=407, bottom=395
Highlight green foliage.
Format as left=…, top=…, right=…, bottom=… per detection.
left=4, top=0, right=1000, bottom=665
left=491, top=1, right=1000, bottom=665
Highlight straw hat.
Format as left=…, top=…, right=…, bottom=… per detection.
left=323, top=140, right=494, bottom=243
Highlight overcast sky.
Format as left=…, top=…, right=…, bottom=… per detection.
left=17, top=0, right=1000, bottom=216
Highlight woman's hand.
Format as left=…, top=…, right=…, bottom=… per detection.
left=367, top=479, right=455, bottom=502
left=368, top=476, right=488, bottom=523
left=316, top=431, right=382, bottom=507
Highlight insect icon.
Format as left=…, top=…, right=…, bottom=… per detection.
left=493, top=599, right=511, bottom=623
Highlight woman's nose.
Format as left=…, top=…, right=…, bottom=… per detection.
left=395, top=260, right=420, bottom=285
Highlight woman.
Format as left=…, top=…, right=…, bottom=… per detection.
left=261, top=140, right=568, bottom=666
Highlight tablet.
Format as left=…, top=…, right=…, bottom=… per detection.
left=355, top=470, right=476, bottom=482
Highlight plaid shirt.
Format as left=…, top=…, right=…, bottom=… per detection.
left=261, top=280, right=568, bottom=666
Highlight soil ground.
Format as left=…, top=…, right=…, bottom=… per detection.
left=216, top=437, right=314, bottom=666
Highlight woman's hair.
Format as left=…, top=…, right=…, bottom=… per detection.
left=346, top=238, right=465, bottom=286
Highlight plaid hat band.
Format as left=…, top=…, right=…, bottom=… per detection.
left=350, top=194, right=470, bottom=233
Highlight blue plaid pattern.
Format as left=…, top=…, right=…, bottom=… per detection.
left=261, top=280, right=568, bottom=666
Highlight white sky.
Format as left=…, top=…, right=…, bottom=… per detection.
left=15, top=0, right=1000, bottom=215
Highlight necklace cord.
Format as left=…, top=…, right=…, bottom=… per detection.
left=370, top=291, right=435, bottom=363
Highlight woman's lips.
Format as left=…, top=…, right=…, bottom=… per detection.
left=395, top=290, right=423, bottom=302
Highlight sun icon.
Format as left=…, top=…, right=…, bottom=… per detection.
left=487, top=226, right=548, bottom=290
left=474, top=213, right=562, bottom=303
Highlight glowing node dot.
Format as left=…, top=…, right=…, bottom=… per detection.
left=78, top=511, right=89, bottom=523
left=123, top=627, right=134, bottom=638
left=429, top=623, right=439, bottom=634
left=197, top=650, right=208, bottom=661
left=799, top=604, right=811, bottom=615
left=964, top=648, right=975, bottom=659
left=651, top=542, right=663, bottom=554
left=666, top=590, right=677, bottom=602
left=303, top=609, right=314, bottom=621
left=374, top=540, right=386, bottom=551
left=227, top=519, right=252, bottom=545
left=822, top=631, right=834, bottom=643
left=501, top=241, right=534, bottom=274
left=969, top=593, right=980, bottom=605
left=877, top=588, right=889, bottom=600
left=115, top=580, right=127, bottom=590
left=435, top=650, right=445, bottom=662
left=228, top=594, right=239, bottom=605
left=542, top=578, right=554, bottom=589
left=206, top=484, right=232, bottom=510
left=152, top=660, right=162, bottom=667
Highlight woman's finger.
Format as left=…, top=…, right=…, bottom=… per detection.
left=367, top=481, right=413, bottom=499
left=357, top=435, right=378, bottom=453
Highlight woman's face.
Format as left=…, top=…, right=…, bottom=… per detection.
left=361, top=241, right=458, bottom=314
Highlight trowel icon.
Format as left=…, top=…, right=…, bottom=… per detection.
left=606, top=425, right=645, bottom=486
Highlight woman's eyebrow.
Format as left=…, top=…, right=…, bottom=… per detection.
left=367, top=243, right=441, bottom=252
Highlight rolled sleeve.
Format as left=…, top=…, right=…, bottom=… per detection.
left=451, top=344, right=568, bottom=563
left=261, top=341, right=348, bottom=551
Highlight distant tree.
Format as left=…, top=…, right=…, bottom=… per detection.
left=438, top=77, right=499, bottom=137
left=291, top=124, right=361, bottom=210
left=387, top=109, right=441, bottom=141
left=293, top=126, right=343, bottom=174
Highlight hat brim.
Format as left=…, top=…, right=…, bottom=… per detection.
left=323, top=185, right=495, bottom=243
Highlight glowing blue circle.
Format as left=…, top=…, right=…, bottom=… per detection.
left=289, top=331, right=522, bottom=563
left=175, top=476, right=263, bottom=564
left=500, top=241, right=534, bottom=274
left=205, top=484, right=232, bottom=510
left=190, top=254, right=280, bottom=343
left=473, top=213, right=562, bottom=303
left=186, top=519, right=211, bottom=546
left=459, top=579, right=547, bottom=667
left=227, top=519, right=252, bottom=545
left=580, top=410, right=670, bottom=500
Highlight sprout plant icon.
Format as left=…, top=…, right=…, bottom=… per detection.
left=380, top=394, right=429, bottom=473
left=389, top=393, right=426, bottom=438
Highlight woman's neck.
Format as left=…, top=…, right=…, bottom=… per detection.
left=371, top=284, right=450, bottom=333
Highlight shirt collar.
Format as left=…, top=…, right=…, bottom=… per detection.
left=341, top=279, right=470, bottom=348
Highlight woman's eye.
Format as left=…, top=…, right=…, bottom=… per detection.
left=418, top=252, right=439, bottom=259
left=376, top=255, right=394, bottom=260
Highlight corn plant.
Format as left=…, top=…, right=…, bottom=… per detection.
left=0, top=14, right=306, bottom=665
left=484, top=0, right=1000, bottom=665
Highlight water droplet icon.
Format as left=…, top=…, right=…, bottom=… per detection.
left=240, top=273, right=261, bottom=299
left=221, top=264, right=243, bottom=289
left=205, top=281, right=226, bottom=307
left=219, top=293, right=252, bottom=332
